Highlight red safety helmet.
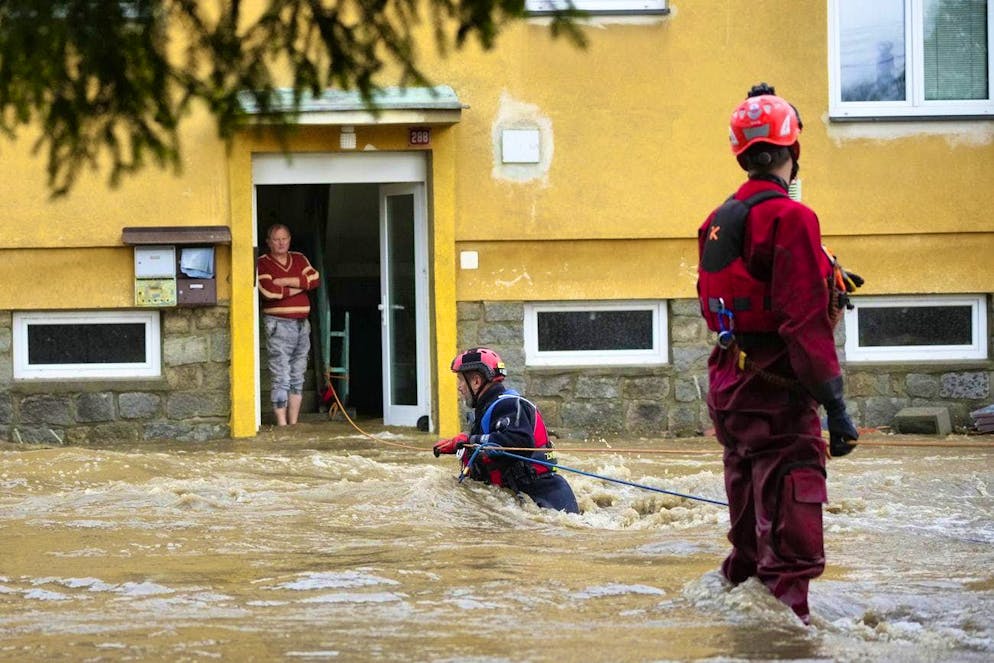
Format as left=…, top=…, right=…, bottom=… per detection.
left=451, top=348, right=506, bottom=382
left=729, top=94, right=800, bottom=156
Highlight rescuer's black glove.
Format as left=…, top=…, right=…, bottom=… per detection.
left=811, top=377, right=859, bottom=458
left=825, top=400, right=859, bottom=458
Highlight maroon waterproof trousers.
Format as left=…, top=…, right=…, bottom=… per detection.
left=711, top=403, right=827, bottom=623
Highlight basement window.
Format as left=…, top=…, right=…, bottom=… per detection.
left=524, top=301, right=668, bottom=366
left=843, top=295, right=988, bottom=362
left=13, top=311, right=162, bottom=379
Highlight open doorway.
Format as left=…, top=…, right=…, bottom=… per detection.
left=256, top=183, right=384, bottom=422
left=251, top=151, right=433, bottom=432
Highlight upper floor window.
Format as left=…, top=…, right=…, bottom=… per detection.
left=829, top=0, right=993, bottom=119
left=13, top=310, right=162, bottom=379
left=526, top=0, right=668, bottom=15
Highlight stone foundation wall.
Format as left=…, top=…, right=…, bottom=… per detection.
left=457, top=299, right=993, bottom=440
left=0, top=308, right=231, bottom=445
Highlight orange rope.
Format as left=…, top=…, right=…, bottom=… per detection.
left=324, top=383, right=992, bottom=454
left=325, top=382, right=425, bottom=452
left=856, top=440, right=994, bottom=449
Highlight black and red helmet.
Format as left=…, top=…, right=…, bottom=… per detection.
left=450, top=348, right=506, bottom=382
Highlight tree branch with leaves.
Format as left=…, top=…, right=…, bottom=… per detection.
left=0, top=0, right=582, bottom=196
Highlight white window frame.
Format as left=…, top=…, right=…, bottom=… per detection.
left=843, top=294, right=988, bottom=362
left=828, top=0, right=994, bottom=119
left=524, top=300, right=669, bottom=367
left=13, top=310, right=162, bottom=379
left=526, top=0, right=668, bottom=15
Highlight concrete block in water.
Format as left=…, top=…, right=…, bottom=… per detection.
left=893, top=406, right=952, bottom=436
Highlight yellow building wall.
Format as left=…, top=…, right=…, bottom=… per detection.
left=1, top=0, right=992, bottom=439
left=425, top=2, right=994, bottom=300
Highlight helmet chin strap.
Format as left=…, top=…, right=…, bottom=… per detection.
left=462, top=373, right=486, bottom=408
left=789, top=141, right=801, bottom=182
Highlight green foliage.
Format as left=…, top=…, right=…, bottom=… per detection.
left=0, top=0, right=583, bottom=196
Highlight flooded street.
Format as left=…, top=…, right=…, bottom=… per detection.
left=1, top=425, right=992, bottom=662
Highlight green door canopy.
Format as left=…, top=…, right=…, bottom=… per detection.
left=237, top=86, right=464, bottom=125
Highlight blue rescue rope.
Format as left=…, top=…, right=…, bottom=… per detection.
left=470, top=446, right=728, bottom=507
left=457, top=444, right=485, bottom=484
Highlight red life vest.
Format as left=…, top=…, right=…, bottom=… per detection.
left=464, top=391, right=556, bottom=487
left=698, top=190, right=787, bottom=334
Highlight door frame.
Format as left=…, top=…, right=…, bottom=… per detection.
left=250, top=152, right=430, bottom=430
left=379, top=183, right=432, bottom=428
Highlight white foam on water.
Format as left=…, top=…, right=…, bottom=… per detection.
left=276, top=570, right=399, bottom=591
left=441, top=588, right=504, bottom=611
left=23, top=589, right=71, bottom=601
left=285, top=651, right=340, bottom=658
left=298, top=591, right=405, bottom=604
left=245, top=600, right=290, bottom=606
left=682, top=571, right=807, bottom=628
left=570, top=583, right=667, bottom=599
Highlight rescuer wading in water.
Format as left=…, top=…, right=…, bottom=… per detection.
left=696, top=83, right=861, bottom=624
left=433, top=348, right=579, bottom=514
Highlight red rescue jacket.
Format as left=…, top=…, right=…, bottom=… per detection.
left=697, top=179, right=841, bottom=409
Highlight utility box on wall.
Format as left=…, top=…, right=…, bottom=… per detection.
left=134, top=245, right=177, bottom=307
left=123, top=226, right=232, bottom=308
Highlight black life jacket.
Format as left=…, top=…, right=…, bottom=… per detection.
left=698, top=190, right=787, bottom=334
left=464, top=390, right=556, bottom=487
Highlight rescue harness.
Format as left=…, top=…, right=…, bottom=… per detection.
left=698, top=189, right=863, bottom=389
left=459, top=390, right=559, bottom=489
left=698, top=190, right=800, bottom=387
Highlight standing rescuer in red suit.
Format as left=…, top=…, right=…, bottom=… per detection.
left=696, top=83, right=860, bottom=624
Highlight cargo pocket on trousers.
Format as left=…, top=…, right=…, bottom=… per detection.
left=775, top=467, right=827, bottom=564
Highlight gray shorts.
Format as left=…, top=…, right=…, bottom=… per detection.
left=264, top=315, right=311, bottom=406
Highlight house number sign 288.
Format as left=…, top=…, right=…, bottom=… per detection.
left=409, top=128, right=431, bottom=146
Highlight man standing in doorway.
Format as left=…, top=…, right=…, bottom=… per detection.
left=696, top=84, right=859, bottom=624
left=257, top=223, right=321, bottom=426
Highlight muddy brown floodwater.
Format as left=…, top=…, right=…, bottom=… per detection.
left=1, top=423, right=992, bottom=662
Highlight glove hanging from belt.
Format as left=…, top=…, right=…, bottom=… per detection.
left=822, top=245, right=864, bottom=327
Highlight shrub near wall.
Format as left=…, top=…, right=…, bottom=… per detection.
left=0, top=309, right=231, bottom=445
left=457, top=299, right=994, bottom=439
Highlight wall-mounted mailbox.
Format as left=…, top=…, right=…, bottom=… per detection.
left=177, top=278, right=217, bottom=306
left=177, top=246, right=216, bottom=306
left=136, top=279, right=178, bottom=307
left=123, top=226, right=231, bottom=308
left=134, top=245, right=177, bottom=307
left=135, top=245, right=177, bottom=278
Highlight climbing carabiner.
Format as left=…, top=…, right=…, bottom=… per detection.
left=716, top=298, right=736, bottom=349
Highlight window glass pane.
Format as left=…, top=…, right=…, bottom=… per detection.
left=924, top=0, right=989, bottom=100
left=839, top=0, right=907, bottom=101
left=537, top=310, right=652, bottom=352
left=386, top=194, right=417, bottom=407
left=27, top=323, right=147, bottom=364
left=858, top=306, right=973, bottom=347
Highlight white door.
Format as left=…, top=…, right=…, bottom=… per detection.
left=379, top=183, right=431, bottom=427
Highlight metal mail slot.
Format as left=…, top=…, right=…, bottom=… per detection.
left=177, top=278, right=217, bottom=306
